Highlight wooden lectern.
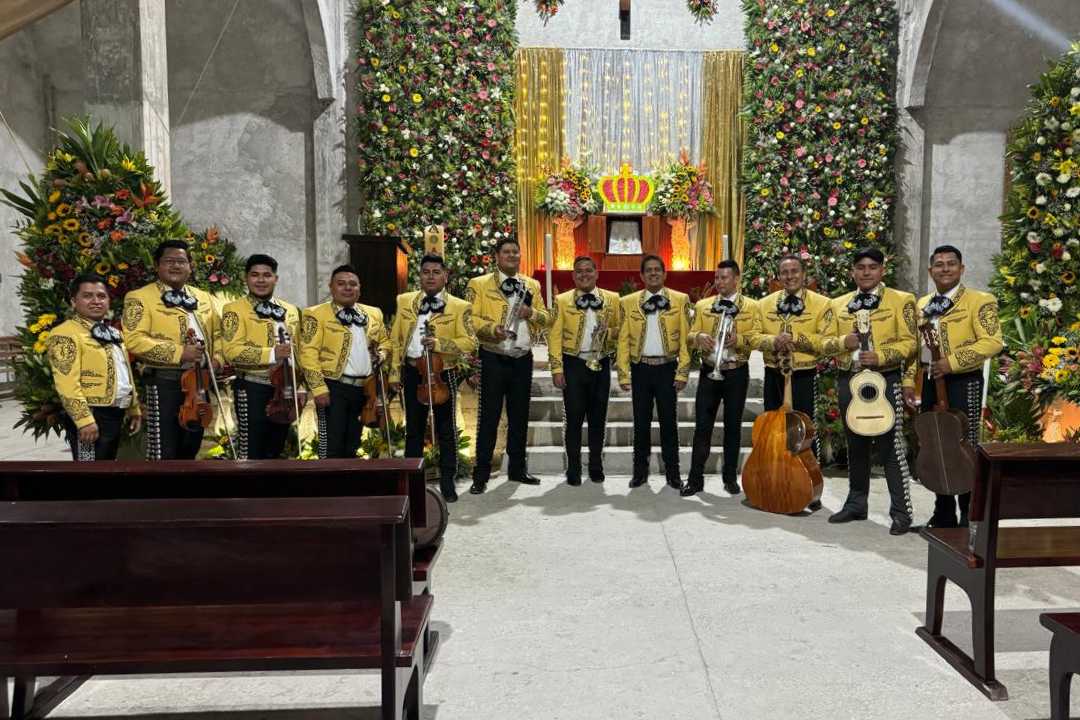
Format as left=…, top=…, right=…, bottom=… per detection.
left=342, top=234, right=412, bottom=319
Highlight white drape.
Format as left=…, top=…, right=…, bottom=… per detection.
left=562, top=48, right=704, bottom=176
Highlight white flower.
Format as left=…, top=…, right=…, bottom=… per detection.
left=1028, top=231, right=1041, bottom=242
left=1036, top=195, right=1048, bottom=205
left=1068, top=186, right=1080, bottom=198
left=1072, top=86, right=1080, bottom=98
left=1038, top=136, right=1047, bottom=145
left=1047, top=117, right=1061, bottom=131
left=1059, top=172, right=1072, bottom=184
left=1064, top=251, right=1073, bottom=261
left=1037, top=172, right=1053, bottom=186
left=1055, top=227, right=1067, bottom=237
left=1036, top=262, right=1047, bottom=274
left=1065, top=122, right=1073, bottom=131
left=1068, top=238, right=1080, bottom=247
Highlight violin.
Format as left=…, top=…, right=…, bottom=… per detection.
left=361, top=344, right=390, bottom=428
left=178, top=328, right=214, bottom=431
left=266, top=327, right=299, bottom=425
left=740, top=325, right=823, bottom=514
left=417, top=320, right=450, bottom=408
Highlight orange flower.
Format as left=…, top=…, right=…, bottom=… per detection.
left=16, top=252, right=33, bottom=269
left=96, top=218, right=112, bottom=230
left=107, top=275, right=120, bottom=288
left=110, top=229, right=126, bottom=243
left=115, top=188, right=131, bottom=200
left=206, top=227, right=220, bottom=244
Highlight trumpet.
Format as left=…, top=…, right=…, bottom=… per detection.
left=585, top=317, right=609, bottom=372
left=502, top=289, right=525, bottom=341
left=707, top=313, right=734, bottom=381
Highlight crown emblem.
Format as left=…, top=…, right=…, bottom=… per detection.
left=597, top=163, right=654, bottom=214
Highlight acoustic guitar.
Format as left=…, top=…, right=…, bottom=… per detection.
left=845, top=309, right=895, bottom=437
left=741, top=330, right=824, bottom=514
left=913, top=324, right=977, bottom=495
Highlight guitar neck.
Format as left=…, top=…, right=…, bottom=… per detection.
left=925, top=331, right=950, bottom=410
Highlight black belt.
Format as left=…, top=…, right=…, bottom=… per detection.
left=142, top=367, right=183, bottom=381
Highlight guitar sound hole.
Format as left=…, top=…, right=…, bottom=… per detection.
left=859, top=385, right=878, bottom=402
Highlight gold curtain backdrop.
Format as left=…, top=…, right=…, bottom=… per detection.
left=698, top=51, right=746, bottom=269
left=513, top=48, right=565, bottom=276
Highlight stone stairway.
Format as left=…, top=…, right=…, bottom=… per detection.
left=507, top=348, right=767, bottom=476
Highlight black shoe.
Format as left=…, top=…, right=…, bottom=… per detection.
left=441, top=486, right=458, bottom=503
left=589, top=471, right=605, bottom=484
left=828, top=509, right=867, bottom=524
left=890, top=517, right=913, bottom=536
left=629, top=471, right=648, bottom=488
left=510, top=473, right=541, bottom=486
left=808, top=500, right=822, bottom=511
left=723, top=480, right=741, bottom=495
left=566, top=473, right=582, bottom=487
left=925, top=514, right=958, bottom=529
left=666, top=473, right=683, bottom=490
left=959, top=512, right=969, bottom=528
left=469, top=481, right=487, bottom=495
left=680, top=483, right=703, bottom=497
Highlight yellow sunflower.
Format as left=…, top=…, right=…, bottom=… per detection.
left=1020, top=306, right=1033, bottom=318
left=1056, top=368, right=1071, bottom=383
left=1063, top=271, right=1076, bottom=285
left=409, top=147, right=419, bottom=158
left=94, top=262, right=111, bottom=274
left=62, top=219, right=79, bottom=231
left=56, top=203, right=71, bottom=217
left=47, top=190, right=61, bottom=204
left=77, top=233, right=93, bottom=248
left=1044, top=354, right=1061, bottom=369
left=1053, top=336, right=1067, bottom=345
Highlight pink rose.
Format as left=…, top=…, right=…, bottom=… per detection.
left=794, top=146, right=806, bottom=158
left=827, top=195, right=838, bottom=207
left=795, top=99, right=804, bottom=109
left=857, top=158, right=867, bottom=168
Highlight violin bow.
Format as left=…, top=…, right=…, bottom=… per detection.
left=282, top=327, right=302, bottom=429
left=190, top=313, right=238, bottom=459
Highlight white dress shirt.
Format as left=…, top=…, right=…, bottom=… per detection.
left=579, top=307, right=598, bottom=354
left=642, top=290, right=665, bottom=357
left=920, top=284, right=961, bottom=364
left=407, top=292, right=443, bottom=359
left=498, top=271, right=532, bottom=356
left=718, top=292, right=739, bottom=363
left=343, top=308, right=373, bottom=377
left=851, top=285, right=884, bottom=369
left=110, top=344, right=133, bottom=408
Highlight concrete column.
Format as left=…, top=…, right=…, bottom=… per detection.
left=81, top=0, right=171, bottom=196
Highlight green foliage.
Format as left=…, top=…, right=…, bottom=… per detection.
left=354, top=0, right=517, bottom=296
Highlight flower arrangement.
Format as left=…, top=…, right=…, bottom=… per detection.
left=648, top=152, right=716, bottom=220
left=536, top=160, right=601, bottom=219
left=0, top=118, right=246, bottom=439
left=741, top=0, right=898, bottom=298
left=687, top=0, right=719, bottom=24
left=534, top=0, right=563, bottom=24
left=987, top=44, right=1080, bottom=441
left=354, top=0, right=517, bottom=297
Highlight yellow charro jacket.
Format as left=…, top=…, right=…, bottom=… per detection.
left=902, top=285, right=1003, bottom=388
left=547, top=288, right=623, bottom=375
left=688, top=294, right=760, bottom=366
left=616, top=288, right=693, bottom=385
left=819, top=286, right=918, bottom=372
left=298, top=301, right=390, bottom=398
left=388, top=291, right=478, bottom=385
left=221, top=294, right=302, bottom=379
left=465, top=271, right=551, bottom=349
left=749, top=288, right=832, bottom=370
left=47, top=317, right=141, bottom=429
left=122, top=281, right=223, bottom=368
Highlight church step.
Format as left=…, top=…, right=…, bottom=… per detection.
left=526, top=420, right=755, bottom=446
left=528, top=396, right=765, bottom=422
left=504, top=446, right=750, bottom=475
left=530, top=370, right=764, bottom=398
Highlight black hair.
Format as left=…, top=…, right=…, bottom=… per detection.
left=419, top=254, right=447, bottom=269
left=245, top=253, right=278, bottom=273
left=331, top=264, right=360, bottom=280
left=494, top=237, right=520, bottom=254
left=640, top=254, right=665, bottom=273
left=153, top=239, right=191, bottom=264
left=572, top=256, right=597, bottom=269
left=717, top=259, right=741, bottom=275
left=929, top=245, right=963, bottom=264
left=852, top=247, right=885, bottom=265
left=70, top=273, right=108, bottom=297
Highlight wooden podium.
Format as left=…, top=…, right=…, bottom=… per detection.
left=342, top=234, right=411, bottom=319
left=577, top=215, right=665, bottom=270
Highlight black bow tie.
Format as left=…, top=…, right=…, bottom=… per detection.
left=90, top=321, right=122, bottom=345
left=162, top=289, right=198, bottom=311
left=777, top=294, right=805, bottom=317
left=419, top=295, right=446, bottom=315
left=711, top=298, right=739, bottom=316
left=847, top=292, right=881, bottom=313
left=642, top=294, right=670, bottom=315
left=254, top=300, right=286, bottom=322
left=500, top=277, right=524, bottom=297
left=923, top=294, right=954, bottom=319
left=336, top=307, right=368, bottom=328
left=576, top=292, right=602, bottom=311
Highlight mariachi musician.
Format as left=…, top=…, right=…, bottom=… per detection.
left=749, top=254, right=832, bottom=420
left=48, top=273, right=142, bottom=461
left=903, top=244, right=1002, bottom=528
left=548, top=256, right=623, bottom=486
left=683, top=260, right=758, bottom=497
left=299, top=264, right=391, bottom=459
left=465, top=237, right=550, bottom=494
left=221, top=254, right=304, bottom=459
left=389, top=254, right=478, bottom=503
left=818, top=247, right=917, bottom=535
left=123, top=239, right=223, bottom=460
left=617, top=254, right=692, bottom=491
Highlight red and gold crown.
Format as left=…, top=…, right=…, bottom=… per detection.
left=597, top=163, right=654, bottom=214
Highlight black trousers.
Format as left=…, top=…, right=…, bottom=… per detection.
left=64, top=405, right=125, bottom=461
left=234, top=379, right=290, bottom=460
left=403, top=363, right=458, bottom=490
left=318, top=379, right=368, bottom=459
left=630, top=361, right=679, bottom=476
left=473, top=348, right=532, bottom=482
left=144, top=374, right=204, bottom=460
left=763, top=367, right=816, bottom=417
left=837, top=369, right=913, bottom=523
left=920, top=369, right=983, bottom=521
left=562, top=354, right=610, bottom=477
left=689, top=363, right=749, bottom=484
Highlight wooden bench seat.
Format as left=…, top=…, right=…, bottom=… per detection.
left=922, top=526, right=1080, bottom=569
left=1041, top=613, right=1080, bottom=720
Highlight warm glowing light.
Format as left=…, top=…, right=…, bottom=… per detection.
left=554, top=216, right=578, bottom=270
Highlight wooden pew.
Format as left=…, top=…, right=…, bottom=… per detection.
left=1041, top=613, right=1080, bottom=720
left=0, top=495, right=426, bottom=720
left=915, top=443, right=1080, bottom=701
